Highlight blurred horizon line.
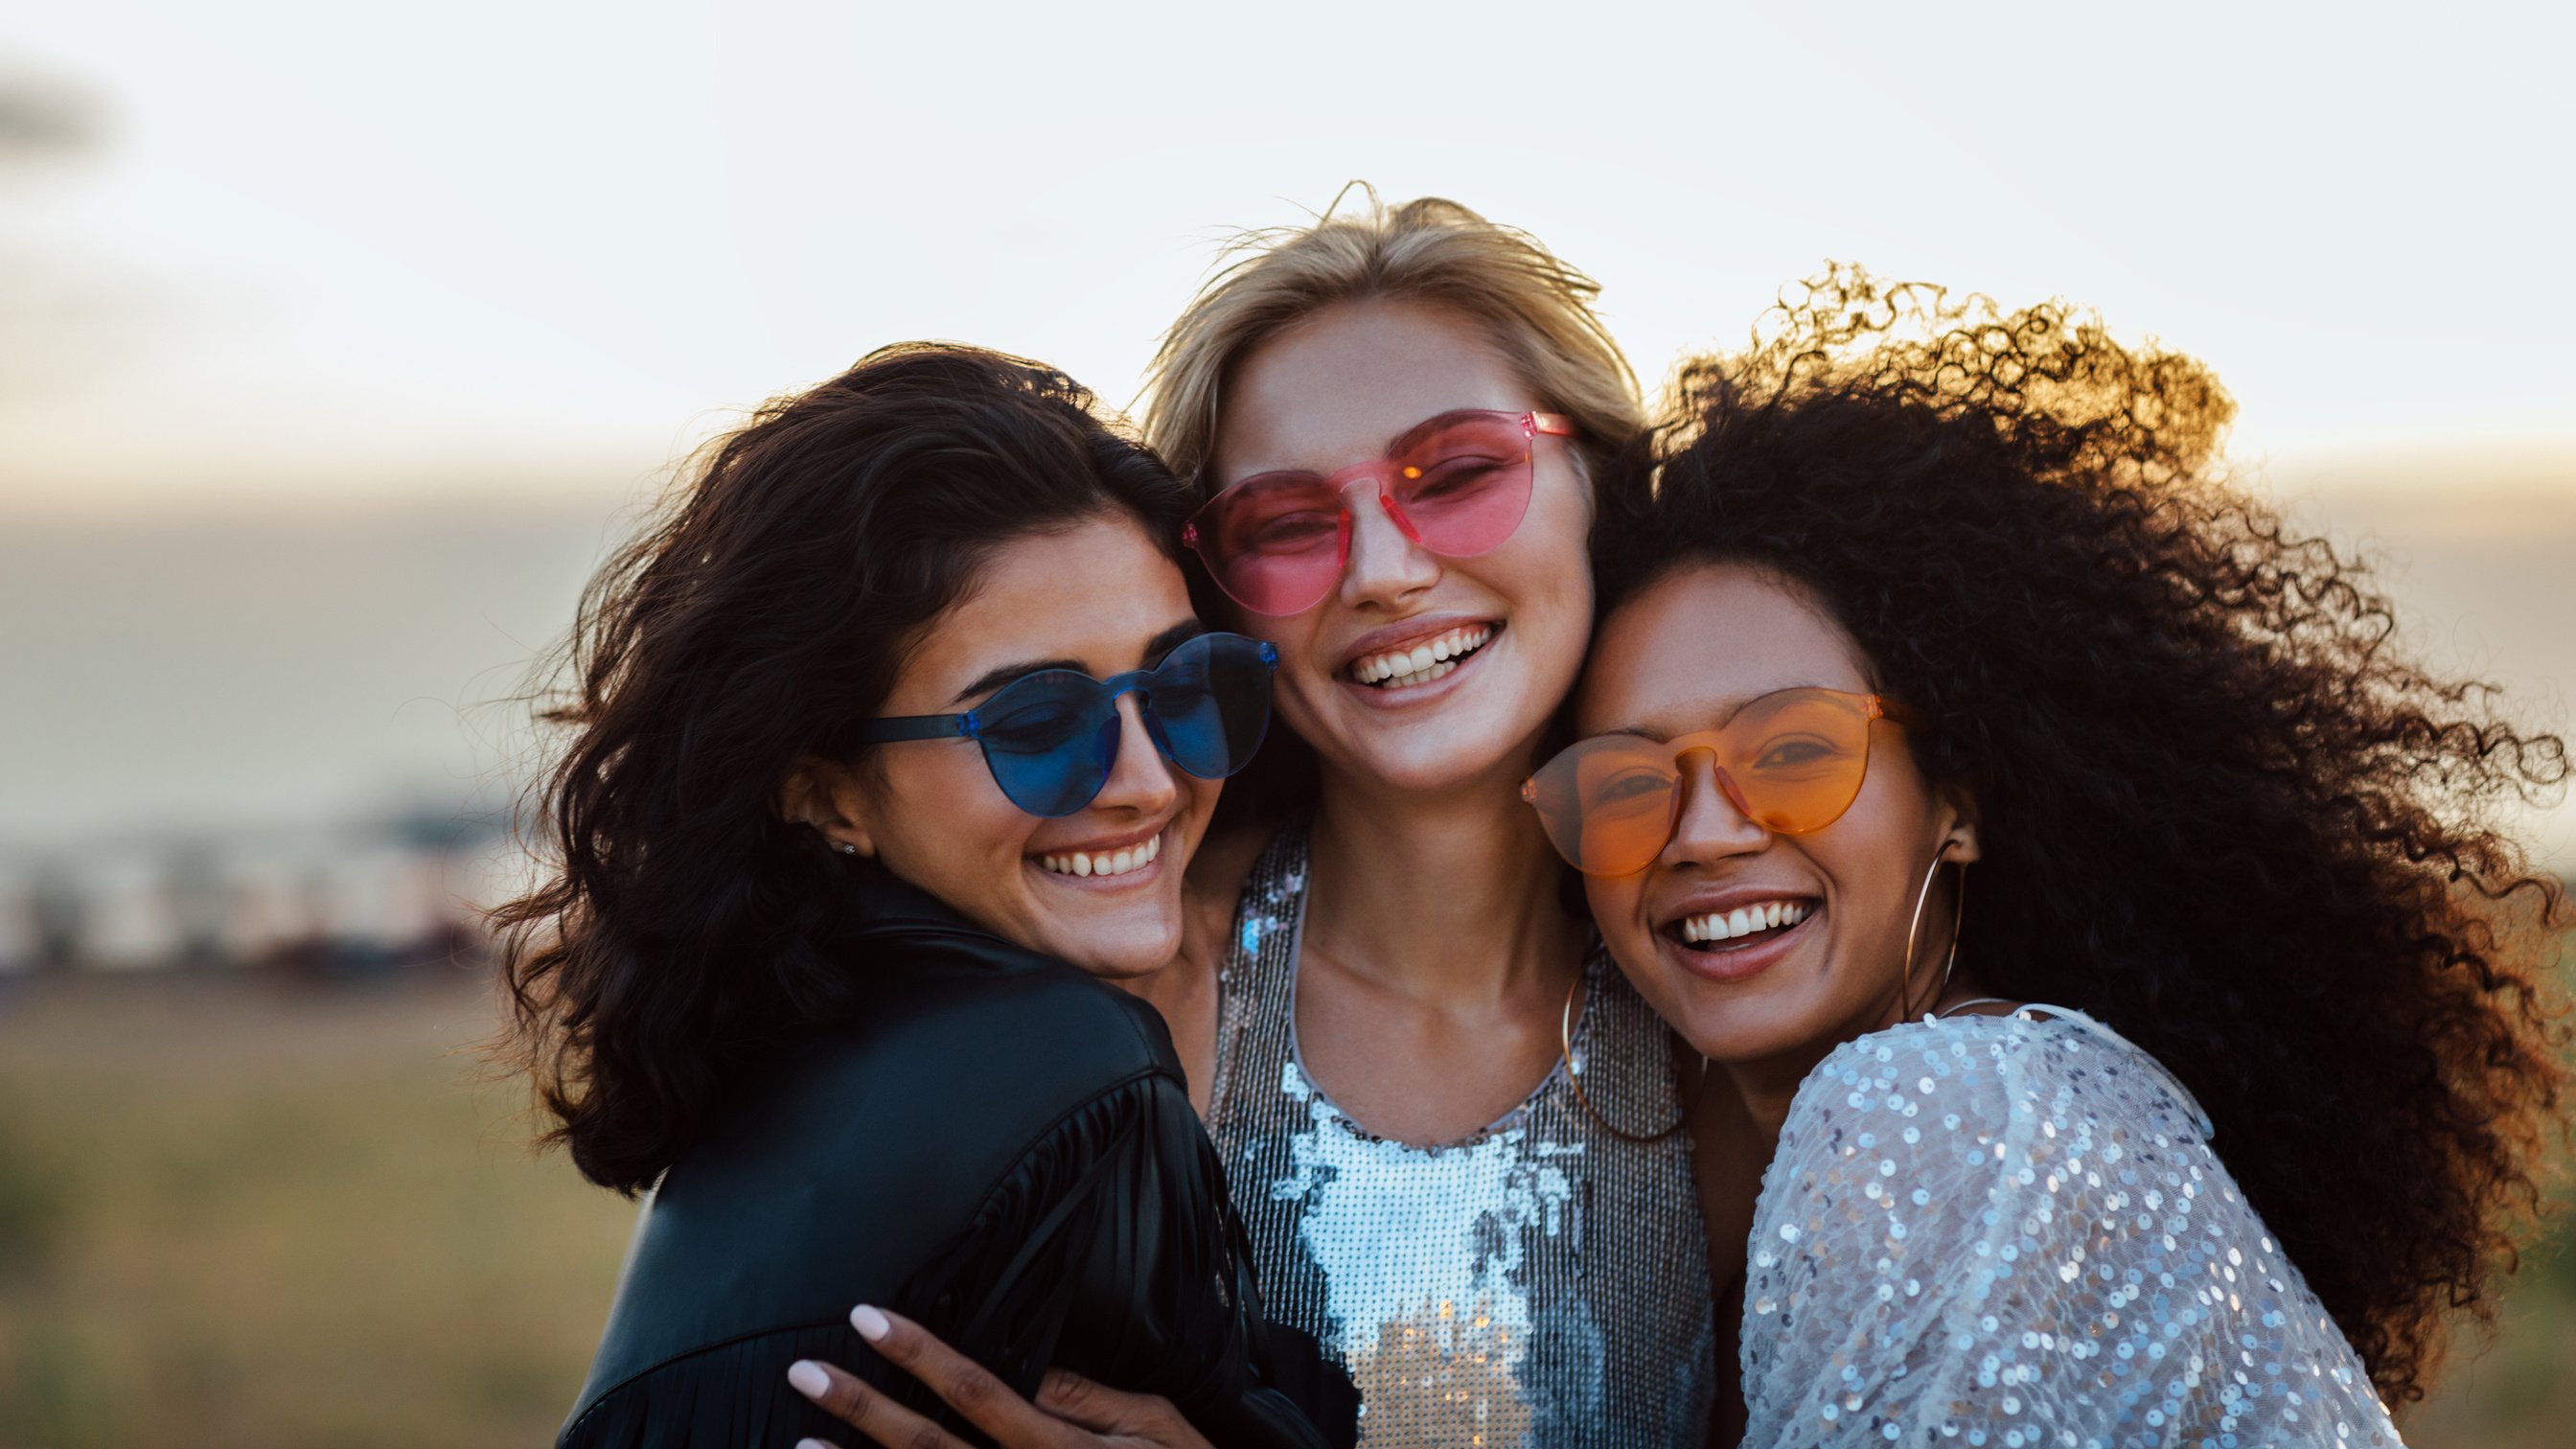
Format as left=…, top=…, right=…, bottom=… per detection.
left=4, top=435, right=2575, bottom=525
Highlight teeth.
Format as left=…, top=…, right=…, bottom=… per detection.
left=1382, top=658, right=1458, bottom=689
left=1678, top=900, right=1811, bottom=945
left=1038, top=834, right=1162, bottom=880
left=1351, top=626, right=1493, bottom=686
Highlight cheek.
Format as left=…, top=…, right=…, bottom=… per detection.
left=1178, top=775, right=1223, bottom=842
left=1583, top=872, right=1651, bottom=945
left=1480, top=503, right=1594, bottom=674
left=1503, top=467, right=1594, bottom=609
left=1807, top=796, right=1943, bottom=972
left=1246, top=611, right=1345, bottom=734
left=1582, top=870, right=1700, bottom=1024
left=879, top=749, right=1036, bottom=882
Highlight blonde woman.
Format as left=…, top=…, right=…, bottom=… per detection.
left=794, top=197, right=1720, bottom=1449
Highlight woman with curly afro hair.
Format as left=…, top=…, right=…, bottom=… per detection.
left=1529, top=269, right=2569, bottom=1444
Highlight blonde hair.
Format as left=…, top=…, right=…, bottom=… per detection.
left=1142, top=190, right=1642, bottom=489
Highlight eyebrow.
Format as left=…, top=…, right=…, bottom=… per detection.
left=946, top=619, right=1208, bottom=706
left=1385, top=407, right=1516, bottom=455
left=1230, top=407, right=1522, bottom=481
left=1595, top=682, right=1847, bottom=741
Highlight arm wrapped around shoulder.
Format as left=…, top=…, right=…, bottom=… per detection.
left=1739, top=1016, right=2404, bottom=1449
left=558, top=1065, right=1352, bottom=1448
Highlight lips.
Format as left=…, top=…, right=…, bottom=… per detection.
left=1653, top=887, right=1822, bottom=982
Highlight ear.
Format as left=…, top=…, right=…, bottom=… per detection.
left=776, top=754, right=880, bottom=858
left=1935, top=785, right=1983, bottom=865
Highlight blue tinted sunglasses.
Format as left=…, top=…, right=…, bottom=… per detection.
left=853, top=632, right=1279, bottom=817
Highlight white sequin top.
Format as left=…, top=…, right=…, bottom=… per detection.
left=1206, top=820, right=1715, bottom=1448
left=1743, top=1006, right=2405, bottom=1447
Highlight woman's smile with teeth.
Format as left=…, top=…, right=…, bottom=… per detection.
left=1037, top=834, right=1161, bottom=879
left=1349, top=625, right=1493, bottom=688
left=1678, top=899, right=1812, bottom=944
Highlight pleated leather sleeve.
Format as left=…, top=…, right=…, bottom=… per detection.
left=901, top=1064, right=1356, bottom=1447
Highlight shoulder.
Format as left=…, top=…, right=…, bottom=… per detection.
left=826, top=928, right=1179, bottom=1086
left=577, top=941, right=1203, bottom=1426
left=1782, top=1010, right=2208, bottom=1162
left=1758, top=1011, right=2216, bottom=1256
left=1184, top=820, right=1279, bottom=940
left=1742, top=1014, right=2397, bottom=1446
left=672, top=937, right=1184, bottom=1204
left=1182, top=816, right=1309, bottom=980
left=1751, top=1015, right=2200, bottom=1346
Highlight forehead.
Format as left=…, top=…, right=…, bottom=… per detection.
left=908, top=516, right=1190, bottom=678
left=1577, top=564, right=1873, bottom=735
left=1211, top=298, right=1535, bottom=482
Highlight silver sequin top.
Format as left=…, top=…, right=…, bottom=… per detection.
left=1743, top=1007, right=2404, bottom=1447
left=1205, top=821, right=1715, bottom=1448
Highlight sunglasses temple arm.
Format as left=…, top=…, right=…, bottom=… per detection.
left=849, top=713, right=977, bottom=744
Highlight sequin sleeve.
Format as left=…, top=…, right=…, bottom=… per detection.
left=1738, top=1013, right=2404, bottom=1448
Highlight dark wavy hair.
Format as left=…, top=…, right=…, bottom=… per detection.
left=490, top=343, right=1197, bottom=1195
left=1600, top=268, right=2570, bottom=1405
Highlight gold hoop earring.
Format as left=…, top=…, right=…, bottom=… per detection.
left=1559, top=968, right=1686, bottom=1143
left=1899, top=839, right=1969, bottom=1019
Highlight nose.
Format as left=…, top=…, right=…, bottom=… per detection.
left=1088, top=693, right=1181, bottom=817
left=1660, top=749, right=1768, bottom=867
left=1336, top=477, right=1440, bottom=610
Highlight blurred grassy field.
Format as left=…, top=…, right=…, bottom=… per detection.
left=0, top=970, right=2568, bottom=1448
left=0, top=972, right=633, bottom=1448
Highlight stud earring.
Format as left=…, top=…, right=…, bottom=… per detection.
left=835, top=841, right=858, bottom=856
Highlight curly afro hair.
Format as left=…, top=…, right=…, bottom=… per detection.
left=1600, top=267, right=2571, bottom=1405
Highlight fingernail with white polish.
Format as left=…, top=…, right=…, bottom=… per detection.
left=787, top=1360, right=831, bottom=1399
left=851, top=1303, right=890, bottom=1341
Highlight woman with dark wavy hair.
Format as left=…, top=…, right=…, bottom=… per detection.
left=494, top=343, right=1352, bottom=1448
left=1530, top=270, right=2568, bottom=1443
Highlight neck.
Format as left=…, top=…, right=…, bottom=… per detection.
left=1302, top=762, right=1584, bottom=1003
left=1723, top=965, right=1997, bottom=1143
left=1722, top=1057, right=1815, bottom=1147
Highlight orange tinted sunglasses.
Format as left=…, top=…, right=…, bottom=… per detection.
left=1521, top=687, right=1904, bottom=877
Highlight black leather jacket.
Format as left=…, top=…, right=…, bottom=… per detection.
left=559, top=862, right=1356, bottom=1448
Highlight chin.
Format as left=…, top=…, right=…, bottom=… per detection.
left=1610, top=952, right=1794, bottom=1066
left=1682, top=984, right=1834, bottom=1068
left=1044, top=916, right=1182, bottom=980
left=1357, top=717, right=1547, bottom=794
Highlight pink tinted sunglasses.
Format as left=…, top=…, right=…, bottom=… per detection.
left=1183, top=408, right=1576, bottom=615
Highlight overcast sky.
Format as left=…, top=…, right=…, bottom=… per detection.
left=0, top=2, right=2568, bottom=867
left=3, top=1, right=2571, bottom=512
